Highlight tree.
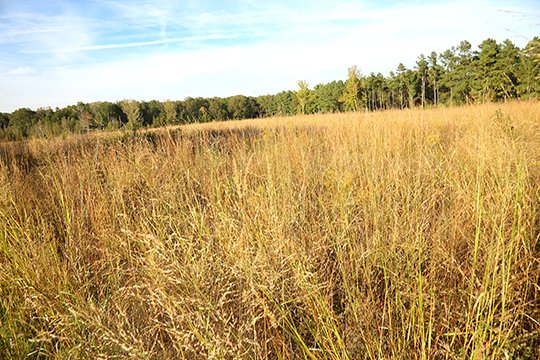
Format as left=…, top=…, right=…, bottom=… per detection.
left=75, top=102, right=94, bottom=133
left=295, top=80, right=312, bottom=115
left=395, top=63, right=409, bottom=108
left=402, top=68, right=417, bottom=108
left=91, top=102, right=124, bottom=129
left=140, top=100, right=162, bottom=127
left=365, top=73, right=376, bottom=111
left=313, top=80, right=344, bottom=113
left=207, top=98, right=229, bottom=121
left=162, top=100, right=178, bottom=125
left=416, top=54, right=429, bottom=108
left=518, top=37, right=540, bottom=98
left=339, top=66, right=363, bottom=111
left=181, top=97, right=208, bottom=123
left=495, top=39, right=520, bottom=100
left=387, top=71, right=399, bottom=108
left=439, top=49, right=457, bottom=104
left=428, top=52, right=442, bottom=106
left=119, top=100, right=143, bottom=131
left=472, top=38, right=499, bottom=103
left=8, top=108, right=36, bottom=139
left=0, top=113, right=9, bottom=129
left=227, top=95, right=259, bottom=119
left=455, top=40, right=474, bottom=104
left=256, top=95, right=275, bottom=117
left=274, top=91, right=295, bottom=116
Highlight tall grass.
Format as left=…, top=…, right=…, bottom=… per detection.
left=0, top=101, right=539, bottom=359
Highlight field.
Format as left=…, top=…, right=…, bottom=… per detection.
left=0, top=102, right=539, bottom=359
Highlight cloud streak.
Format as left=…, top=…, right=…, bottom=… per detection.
left=18, top=33, right=238, bottom=54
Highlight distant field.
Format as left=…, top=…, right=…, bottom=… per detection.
left=1, top=101, right=539, bottom=359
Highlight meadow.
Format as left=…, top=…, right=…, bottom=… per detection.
left=0, top=101, right=538, bottom=359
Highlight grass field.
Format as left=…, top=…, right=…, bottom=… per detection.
left=0, top=101, right=539, bottom=359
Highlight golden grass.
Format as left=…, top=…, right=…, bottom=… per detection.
left=0, top=101, right=539, bottom=359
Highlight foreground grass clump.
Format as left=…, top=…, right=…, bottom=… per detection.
left=0, top=101, right=539, bottom=359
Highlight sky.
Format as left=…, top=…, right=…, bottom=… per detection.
left=0, top=0, right=538, bottom=112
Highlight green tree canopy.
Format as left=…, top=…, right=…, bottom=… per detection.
left=119, top=100, right=143, bottom=131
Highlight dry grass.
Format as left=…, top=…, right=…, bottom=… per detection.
left=0, top=101, right=539, bottom=359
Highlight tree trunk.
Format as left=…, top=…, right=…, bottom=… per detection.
left=421, top=76, right=426, bottom=108
left=433, top=80, right=437, bottom=107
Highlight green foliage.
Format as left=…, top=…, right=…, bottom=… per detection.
left=91, top=102, right=124, bottom=129
left=255, top=91, right=296, bottom=117
left=140, top=100, right=163, bottom=127
left=365, top=73, right=389, bottom=111
left=416, top=54, right=429, bottom=107
left=160, top=100, right=178, bottom=125
left=207, top=98, right=229, bottom=121
left=227, top=95, right=259, bottom=119
left=8, top=108, right=36, bottom=140
left=119, top=100, right=143, bottom=131
left=0, top=113, right=9, bottom=129
left=313, top=80, right=345, bottom=113
left=518, top=37, right=540, bottom=98
left=428, top=52, right=442, bottom=106
left=181, top=97, right=209, bottom=123
left=472, top=38, right=499, bottom=102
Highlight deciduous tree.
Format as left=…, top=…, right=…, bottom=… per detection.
left=295, top=80, right=312, bottom=115
left=119, top=100, right=142, bottom=131
left=339, top=66, right=362, bottom=111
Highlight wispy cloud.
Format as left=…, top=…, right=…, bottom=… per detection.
left=3, top=66, right=35, bottom=76
left=19, top=33, right=237, bottom=54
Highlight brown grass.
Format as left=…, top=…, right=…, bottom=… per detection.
left=1, top=101, right=539, bottom=359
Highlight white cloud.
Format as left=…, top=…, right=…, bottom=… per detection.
left=3, top=66, right=35, bottom=76
left=0, top=13, right=96, bottom=64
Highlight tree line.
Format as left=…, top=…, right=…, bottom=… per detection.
left=1, top=37, right=538, bottom=141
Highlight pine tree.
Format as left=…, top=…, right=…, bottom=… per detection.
left=416, top=54, right=429, bottom=108
left=518, top=37, right=540, bottom=98
left=428, top=52, right=442, bottom=106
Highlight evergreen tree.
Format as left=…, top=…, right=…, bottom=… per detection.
left=396, top=63, right=408, bottom=108
left=312, top=81, right=344, bottom=113
left=518, top=37, right=540, bottom=98
left=473, top=38, right=499, bottom=102
left=162, top=100, right=178, bottom=125
left=456, top=40, right=474, bottom=104
left=495, top=39, right=520, bottom=100
left=416, top=54, right=429, bottom=108
left=428, top=52, right=442, bottom=106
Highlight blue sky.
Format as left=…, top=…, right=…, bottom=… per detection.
left=0, top=0, right=538, bottom=112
